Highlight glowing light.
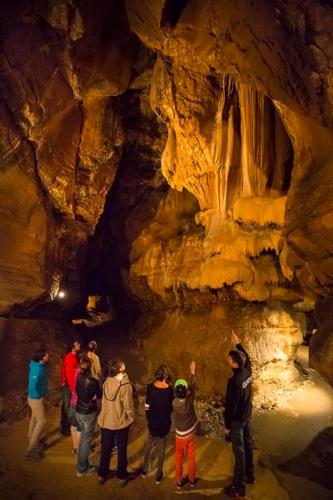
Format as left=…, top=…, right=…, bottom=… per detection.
left=58, top=291, right=65, bottom=298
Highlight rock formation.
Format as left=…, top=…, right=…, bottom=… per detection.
left=0, top=0, right=333, bottom=389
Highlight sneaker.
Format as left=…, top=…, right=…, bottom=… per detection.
left=155, top=471, right=164, bottom=484
left=76, top=465, right=97, bottom=477
left=224, top=484, right=246, bottom=497
left=141, top=464, right=149, bottom=478
left=25, top=451, right=44, bottom=461
left=176, top=481, right=182, bottom=490
left=189, top=479, right=196, bottom=487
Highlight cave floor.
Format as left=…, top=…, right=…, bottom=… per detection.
left=0, top=346, right=332, bottom=500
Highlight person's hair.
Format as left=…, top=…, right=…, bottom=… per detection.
left=88, top=340, right=97, bottom=352
left=228, top=350, right=245, bottom=367
left=108, top=359, right=125, bottom=377
left=33, top=348, right=47, bottom=362
left=80, top=357, right=92, bottom=376
left=67, top=339, right=80, bottom=352
left=154, top=365, right=170, bottom=383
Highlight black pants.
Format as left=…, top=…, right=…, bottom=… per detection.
left=98, top=426, right=130, bottom=479
left=230, top=419, right=254, bottom=492
left=60, top=384, right=72, bottom=435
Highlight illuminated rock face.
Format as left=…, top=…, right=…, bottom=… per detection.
left=140, top=303, right=305, bottom=395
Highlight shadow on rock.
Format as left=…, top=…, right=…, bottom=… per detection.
left=279, top=426, right=333, bottom=490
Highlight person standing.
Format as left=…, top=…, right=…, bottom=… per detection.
left=173, top=361, right=198, bottom=490
left=60, top=340, right=80, bottom=436
left=75, top=357, right=102, bottom=476
left=98, top=359, right=135, bottom=485
left=142, top=365, right=173, bottom=484
left=224, top=330, right=254, bottom=498
left=86, top=340, right=102, bottom=380
left=26, top=348, right=49, bottom=461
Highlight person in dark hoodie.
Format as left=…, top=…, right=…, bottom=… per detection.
left=97, top=359, right=135, bottom=485
left=173, top=361, right=198, bottom=490
left=75, top=357, right=102, bottom=477
left=142, top=365, right=173, bottom=484
left=224, top=330, right=254, bottom=498
left=26, top=348, right=49, bottom=461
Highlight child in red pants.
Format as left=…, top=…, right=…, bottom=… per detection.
left=173, top=361, right=198, bottom=489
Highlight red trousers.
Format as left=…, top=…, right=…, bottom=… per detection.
left=175, top=435, right=196, bottom=483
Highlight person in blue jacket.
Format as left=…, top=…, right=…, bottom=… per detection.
left=26, top=348, right=49, bottom=460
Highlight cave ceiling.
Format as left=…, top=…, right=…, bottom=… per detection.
left=0, top=0, right=333, bottom=315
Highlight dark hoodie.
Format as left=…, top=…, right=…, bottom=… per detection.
left=172, top=375, right=198, bottom=439
left=224, top=343, right=252, bottom=429
left=98, top=374, right=135, bottom=430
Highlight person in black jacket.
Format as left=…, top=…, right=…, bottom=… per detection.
left=224, top=330, right=254, bottom=498
left=142, top=365, right=173, bottom=484
left=75, top=357, right=102, bottom=477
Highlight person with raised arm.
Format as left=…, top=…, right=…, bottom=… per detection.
left=224, top=330, right=254, bottom=498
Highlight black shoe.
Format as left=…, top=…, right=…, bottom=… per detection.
left=60, top=430, right=71, bottom=437
left=141, top=464, right=149, bottom=478
left=176, top=481, right=182, bottom=490
left=189, top=479, right=196, bottom=487
left=155, top=471, right=163, bottom=484
left=25, top=451, right=44, bottom=461
left=224, top=484, right=246, bottom=497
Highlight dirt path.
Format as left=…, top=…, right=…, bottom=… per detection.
left=0, top=343, right=332, bottom=500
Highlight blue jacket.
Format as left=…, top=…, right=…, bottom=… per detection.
left=28, top=360, right=48, bottom=399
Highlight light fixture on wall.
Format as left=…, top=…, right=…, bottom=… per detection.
left=58, top=290, right=66, bottom=299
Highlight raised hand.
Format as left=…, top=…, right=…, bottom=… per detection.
left=231, top=329, right=241, bottom=346
left=190, top=360, right=196, bottom=375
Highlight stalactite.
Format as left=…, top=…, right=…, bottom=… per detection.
left=210, top=74, right=235, bottom=218
left=238, top=83, right=272, bottom=198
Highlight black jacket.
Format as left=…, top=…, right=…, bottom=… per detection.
left=76, top=373, right=102, bottom=414
left=224, top=343, right=252, bottom=429
left=145, top=383, right=174, bottom=437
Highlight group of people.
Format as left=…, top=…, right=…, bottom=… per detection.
left=26, top=331, right=254, bottom=498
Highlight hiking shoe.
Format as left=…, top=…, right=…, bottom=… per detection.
left=224, top=484, right=246, bottom=497
left=155, top=471, right=164, bottom=484
left=141, top=464, right=149, bottom=478
left=25, top=451, right=44, bottom=461
left=76, top=465, right=97, bottom=477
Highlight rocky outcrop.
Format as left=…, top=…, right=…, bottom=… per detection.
left=139, top=303, right=305, bottom=395
left=0, top=1, right=130, bottom=312
left=126, top=0, right=333, bottom=304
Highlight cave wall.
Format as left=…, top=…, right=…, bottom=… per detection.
left=0, top=1, right=333, bottom=388
left=123, top=0, right=333, bottom=384
left=0, top=0, right=131, bottom=312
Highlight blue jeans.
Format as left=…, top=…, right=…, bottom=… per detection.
left=76, top=411, right=97, bottom=472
